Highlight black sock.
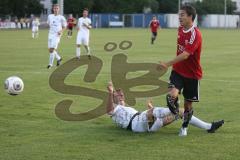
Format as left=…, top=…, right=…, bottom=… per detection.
left=151, top=37, right=155, bottom=44
left=182, top=109, right=193, bottom=128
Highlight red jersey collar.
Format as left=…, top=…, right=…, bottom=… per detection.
left=182, top=25, right=195, bottom=33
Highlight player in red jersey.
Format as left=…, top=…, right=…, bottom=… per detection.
left=157, top=5, right=224, bottom=136
left=149, top=15, right=160, bottom=44
left=67, top=14, right=75, bottom=38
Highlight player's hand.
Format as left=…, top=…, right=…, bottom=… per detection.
left=83, top=23, right=88, bottom=27
left=107, top=81, right=114, bottom=93
left=147, top=99, right=153, bottom=109
left=57, top=30, right=62, bottom=36
left=83, top=23, right=91, bottom=29
left=156, top=61, right=168, bottom=71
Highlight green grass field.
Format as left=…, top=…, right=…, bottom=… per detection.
left=0, top=28, right=240, bottom=160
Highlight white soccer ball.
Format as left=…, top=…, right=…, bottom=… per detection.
left=4, top=76, right=24, bottom=95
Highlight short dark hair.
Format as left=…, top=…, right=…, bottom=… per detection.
left=180, top=5, right=196, bottom=21
left=53, top=4, right=60, bottom=8
left=83, top=8, right=89, bottom=12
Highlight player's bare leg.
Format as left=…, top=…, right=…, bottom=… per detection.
left=76, top=44, right=81, bottom=59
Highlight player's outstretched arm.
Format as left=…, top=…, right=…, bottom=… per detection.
left=157, top=51, right=190, bottom=70
left=106, top=81, right=115, bottom=115
left=59, top=26, right=66, bottom=35
left=149, top=21, right=152, bottom=27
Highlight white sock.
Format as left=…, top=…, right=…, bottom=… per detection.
left=76, top=47, right=80, bottom=57
left=189, top=116, right=212, bottom=130
left=32, top=33, right=34, bottom=38
left=54, top=51, right=61, bottom=60
left=49, top=52, right=55, bottom=66
left=153, top=107, right=172, bottom=118
left=86, top=46, right=90, bottom=55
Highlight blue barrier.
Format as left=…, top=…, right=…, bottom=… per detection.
left=89, top=13, right=167, bottom=28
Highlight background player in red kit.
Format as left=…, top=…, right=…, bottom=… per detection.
left=157, top=5, right=224, bottom=136
left=149, top=15, right=160, bottom=44
left=67, top=14, right=76, bottom=38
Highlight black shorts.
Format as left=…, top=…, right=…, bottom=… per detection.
left=152, top=32, right=157, bottom=37
left=68, top=26, right=73, bottom=30
left=169, top=71, right=200, bottom=102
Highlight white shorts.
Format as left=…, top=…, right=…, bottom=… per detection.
left=32, top=27, right=39, bottom=32
left=76, top=32, right=89, bottom=45
left=48, top=34, right=60, bottom=49
left=131, top=107, right=169, bottom=133
left=131, top=110, right=149, bottom=132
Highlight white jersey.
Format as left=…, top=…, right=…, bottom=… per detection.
left=32, top=20, right=40, bottom=27
left=47, top=14, right=67, bottom=36
left=77, top=17, right=91, bottom=35
left=111, top=105, right=138, bottom=129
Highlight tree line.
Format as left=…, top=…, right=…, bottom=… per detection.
left=0, top=0, right=237, bottom=18
left=0, top=0, right=43, bottom=18
left=64, top=0, right=236, bottom=15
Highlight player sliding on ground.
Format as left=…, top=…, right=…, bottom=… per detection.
left=106, top=82, right=224, bottom=133
left=76, top=8, right=92, bottom=60
left=47, top=4, right=67, bottom=69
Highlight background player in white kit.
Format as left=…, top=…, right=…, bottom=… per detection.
left=32, top=17, right=40, bottom=38
left=107, top=82, right=224, bottom=133
left=76, top=8, right=92, bottom=60
left=47, top=4, right=67, bottom=69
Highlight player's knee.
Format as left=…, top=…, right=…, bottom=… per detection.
left=169, top=88, right=179, bottom=98
left=179, top=108, right=184, bottom=118
left=76, top=44, right=81, bottom=47
left=184, top=101, right=192, bottom=110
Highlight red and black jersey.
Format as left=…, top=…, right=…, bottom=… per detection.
left=150, top=20, right=160, bottom=33
left=67, top=17, right=75, bottom=28
left=173, top=25, right=203, bottom=80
